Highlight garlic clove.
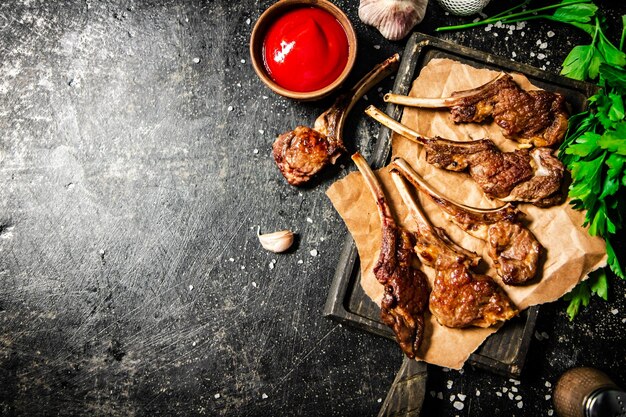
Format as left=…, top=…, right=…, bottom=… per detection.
left=257, top=228, right=295, bottom=253
left=358, top=0, right=428, bottom=41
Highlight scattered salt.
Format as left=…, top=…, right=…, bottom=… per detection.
left=475, top=390, right=480, bottom=396
left=214, top=393, right=221, bottom=399
left=374, top=45, right=381, bottom=50
left=246, top=18, right=251, bottom=25
left=228, top=106, right=234, bottom=112
left=496, top=392, right=502, bottom=397
left=297, top=259, right=303, bottom=264
left=437, top=392, right=443, bottom=400
left=252, top=281, right=257, bottom=288
left=430, top=391, right=436, bottom=397
left=229, top=257, right=234, bottom=262
left=545, top=381, right=552, bottom=388
left=538, top=53, right=546, bottom=60
left=545, top=394, right=551, bottom=400
left=306, top=217, right=313, bottom=223
left=547, top=30, right=555, bottom=37
left=611, top=308, right=619, bottom=315
left=447, top=380, right=453, bottom=389
left=503, top=387, right=508, bottom=393
left=240, top=265, right=245, bottom=270
left=541, top=332, right=549, bottom=339
left=511, top=386, right=518, bottom=393
left=261, top=393, right=268, bottom=399
left=258, top=129, right=264, bottom=134
left=253, top=149, right=259, bottom=154
left=515, top=395, right=522, bottom=400
left=512, top=52, right=517, bottom=58
left=453, top=401, right=464, bottom=410
left=457, top=394, right=466, bottom=401
left=450, top=394, right=456, bottom=402
left=530, top=52, right=536, bottom=57
left=241, top=59, right=246, bottom=64
left=188, top=285, right=194, bottom=291
left=548, top=409, right=554, bottom=416
left=310, top=249, right=318, bottom=257
left=508, top=392, right=514, bottom=400
left=540, top=42, right=548, bottom=49
left=377, top=398, right=382, bottom=403
left=193, top=57, right=200, bottom=64
left=517, top=401, right=523, bottom=409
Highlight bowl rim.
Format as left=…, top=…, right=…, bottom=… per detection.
left=249, top=0, right=358, bottom=101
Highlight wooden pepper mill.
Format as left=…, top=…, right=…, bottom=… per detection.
left=553, top=367, right=626, bottom=417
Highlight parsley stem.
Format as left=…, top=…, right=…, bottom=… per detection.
left=436, top=0, right=591, bottom=32
left=620, top=15, right=626, bottom=51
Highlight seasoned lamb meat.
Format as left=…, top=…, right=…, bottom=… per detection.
left=393, top=158, right=542, bottom=285
left=352, top=152, right=429, bottom=358
left=365, top=105, right=565, bottom=207
left=384, top=73, right=569, bottom=148
left=390, top=170, right=518, bottom=328
left=272, top=54, right=400, bottom=186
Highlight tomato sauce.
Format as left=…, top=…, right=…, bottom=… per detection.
left=262, top=6, right=350, bottom=92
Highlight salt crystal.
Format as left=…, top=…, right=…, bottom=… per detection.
left=377, top=398, right=382, bottom=403
left=512, top=52, right=517, bottom=58
left=545, top=381, right=552, bottom=388
left=252, top=281, right=257, bottom=288
left=545, top=394, right=551, bottom=400
left=443, top=368, right=450, bottom=372
left=374, top=45, right=381, bottom=50
left=447, top=380, right=453, bottom=389
left=450, top=394, right=456, bottom=401
left=258, top=129, right=264, bottom=134
left=493, top=32, right=498, bottom=37
left=437, top=392, right=443, bottom=399
left=458, top=369, right=464, bottom=375
left=310, top=249, right=318, bottom=257
left=485, top=26, right=492, bottom=32
left=473, top=18, right=480, bottom=23
left=622, top=318, right=626, bottom=323
left=611, top=308, right=619, bottom=315
left=246, top=18, right=251, bottom=25
left=515, top=395, right=522, bottom=400
left=188, top=285, right=194, bottom=291
left=496, top=392, right=502, bottom=397
left=192, top=57, right=200, bottom=64
left=547, top=30, right=555, bottom=37
left=364, top=94, right=369, bottom=101
left=269, top=262, right=274, bottom=270
left=229, top=257, right=234, bottom=262
left=262, top=393, right=268, bottom=399
left=475, top=390, right=480, bottom=396
left=241, top=59, right=246, bottom=64
left=538, top=53, right=546, bottom=60
left=306, top=217, right=313, bottom=223
left=512, top=386, right=518, bottom=392
left=262, top=96, right=268, bottom=100
left=508, top=392, right=514, bottom=400
left=530, top=52, right=536, bottom=57
left=536, top=39, right=542, bottom=45
left=192, top=341, right=197, bottom=346
left=541, top=332, right=549, bottom=339
left=548, top=410, right=554, bottom=416
left=430, top=390, right=436, bottom=397
left=214, top=393, right=221, bottom=399
left=297, top=259, right=303, bottom=264
left=503, top=387, right=508, bottom=393
left=458, top=394, right=466, bottom=401
left=240, top=265, right=245, bottom=270
left=540, top=42, right=548, bottom=49
left=228, top=106, right=233, bottom=112
left=517, top=401, right=523, bottom=409
left=453, top=401, right=464, bottom=410
left=253, top=149, right=259, bottom=154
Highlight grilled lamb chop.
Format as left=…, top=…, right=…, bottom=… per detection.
left=273, top=54, right=400, bottom=186
left=352, top=152, right=429, bottom=358
left=392, top=158, right=542, bottom=285
left=365, top=105, right=565, bottom=207
left=389, top=170, right=518, bottom=328
left=384, top=73, right=569, bottom=148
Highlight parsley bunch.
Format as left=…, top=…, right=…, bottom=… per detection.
left=560, top=62, right=626, bottom=319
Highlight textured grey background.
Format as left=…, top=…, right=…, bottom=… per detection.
left=0, top=1, right=625, bottom=416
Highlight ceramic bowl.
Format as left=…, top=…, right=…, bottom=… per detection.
left=249, top=0, right=357, bottom=101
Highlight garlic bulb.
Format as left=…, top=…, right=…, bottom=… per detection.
left=359, top=0, right=428, bottom=41
left=257, top=228, right=295, bottom=253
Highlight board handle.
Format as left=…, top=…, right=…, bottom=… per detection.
left=377, top=357, right=428, bottom=417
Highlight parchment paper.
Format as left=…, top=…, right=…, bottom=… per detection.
left=326, top=58, right=607, bottom=369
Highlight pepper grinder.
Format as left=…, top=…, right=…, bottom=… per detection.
left=553, top=367, right=626, bottom=417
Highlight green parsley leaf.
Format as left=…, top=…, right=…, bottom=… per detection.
left=607, top=238, right=626, bottom=279
left=598, top=29, right=626, bottom=68
left=597, top=122, right=626, bottom=155
left=564, top=281, right=591, bottom=320
left=561, top=44, right=595, bottom=80
left=589, top=269, right=609, bottom=300
left=600, top=63, right=626, bottom=93
left=552, top=2, right=597, bottom=24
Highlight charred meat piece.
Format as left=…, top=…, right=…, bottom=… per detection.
left=352, top=152, right=429, bottom=358
left=365, top=105, right=565, bottom=207
left=273, top=54, right=400, bottom=186
left=384, top=73, right=569, bottom=148
left=390, top=170, right=518, bottom=328
left=393, top=158, right=542, bottom=285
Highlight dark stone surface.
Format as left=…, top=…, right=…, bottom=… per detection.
left=0, top=0, right=624, bottom=416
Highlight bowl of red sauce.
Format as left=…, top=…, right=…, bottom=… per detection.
left=250, top=0, right=357, bottom=101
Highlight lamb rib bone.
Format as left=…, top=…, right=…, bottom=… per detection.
left=272, top=54, right=400, bottom=186
left=351, top=152, right=429, bottom=358
left=364, top=105, right=565, bottom=207
left=383, top=72, right=569, bottom=148
left=392, top=157, right=543, bottom=286
left=389, top=169, right=519, bottom=328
